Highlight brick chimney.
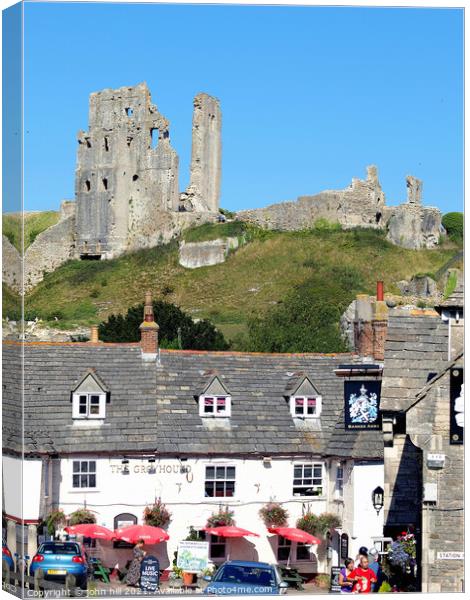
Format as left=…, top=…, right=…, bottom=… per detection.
left=89, top=325, right=99, bottom=344
left=372, top=281, right=388, bottom=361
left=354, top=294, right=374, bottom=358
left=139, top=291, right=159, bottom=360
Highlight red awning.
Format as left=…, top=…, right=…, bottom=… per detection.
left=203, top=526, right=259, bottom=538
left=65, top=524, right=114, bottom=541
left=114, top=524, right=169, bottom=544
left=268, top=527, right=321, bottom=545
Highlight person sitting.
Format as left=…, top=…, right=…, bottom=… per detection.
left=339, top=558, right=355, bottom=593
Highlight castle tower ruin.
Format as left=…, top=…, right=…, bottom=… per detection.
left=182, top=93, right=221, bottom=212
left=75, top=82, right=179, bottom=259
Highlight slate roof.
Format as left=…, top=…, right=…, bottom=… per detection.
left=380, top=310, right=448, bottom=412
left=436, top=282, right=464, bottom=311
left=2, top=342, right=383, bottom=461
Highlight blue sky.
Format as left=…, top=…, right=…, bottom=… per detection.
left=18, top=2, right=463, bottom=214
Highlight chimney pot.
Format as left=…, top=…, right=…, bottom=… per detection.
left=377, top=281, right=384, bottom=302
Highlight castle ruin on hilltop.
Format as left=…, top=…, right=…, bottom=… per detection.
left=3, top=83, right=443, bottom=293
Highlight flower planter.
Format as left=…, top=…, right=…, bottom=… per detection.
left=182, top=572, right=194, bottom=586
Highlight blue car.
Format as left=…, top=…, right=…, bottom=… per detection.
left=204, top=560, right=289, bottom=595
left=29, top=541, right=89, bottom=589
left=2, top=544, right=15, bottom=571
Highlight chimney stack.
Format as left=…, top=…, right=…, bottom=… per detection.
left=89, top=325, right=99, bottom=344
left=354, top=294, right=374, bottom=358
left=372, top=281, right=388, bottom=361
left=139, top=291, right=159, bottom=360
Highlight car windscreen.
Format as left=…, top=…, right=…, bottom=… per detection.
left=39, top=543, right=80, bottom=555
left=215, top=565, right=276, bottom=586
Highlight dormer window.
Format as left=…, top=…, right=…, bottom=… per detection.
left=199, top=395, right=231, bottom=417
left=71, top=369, right=109, bottom=421
left=198, top=372, right=231, bottom=418
left=291, top=396, right=321, bottom=418
left=285, top=372, right=322, bottom=419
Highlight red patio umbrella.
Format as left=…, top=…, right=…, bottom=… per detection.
left=114, top=524, right=169, bottom=545
left=65, top=524, right=115, bottom=541
left=203, top=526, right=259, bottom=538
left=268, top=527, right=321, bottom=545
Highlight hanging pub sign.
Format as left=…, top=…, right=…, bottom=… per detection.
left=140, top=555, right=160, bottom=593
left=450, top=368, right=463, bottom=445
left=344, top=381, right=381, bottom=430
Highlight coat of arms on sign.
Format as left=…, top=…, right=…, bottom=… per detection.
left=344, top=381, right=381, bottom=430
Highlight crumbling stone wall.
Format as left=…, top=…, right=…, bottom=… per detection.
left=182, top=94, right=222, bottom=213
left=179, top=236, right=239, bottom=269
left=237, top=165, right=385, bottom=231
left=2, top=234, right=22, bottom=290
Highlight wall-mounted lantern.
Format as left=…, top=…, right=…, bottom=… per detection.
left=372, top=486, right=384, bottom=515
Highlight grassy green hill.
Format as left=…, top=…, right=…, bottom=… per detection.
left=4, top=222, right=460, bottom=348
left=3, top=211, right=60, bottom=251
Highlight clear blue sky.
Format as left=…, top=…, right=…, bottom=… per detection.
left=19, top=2, right=463, bottom=214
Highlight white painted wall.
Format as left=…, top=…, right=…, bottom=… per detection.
left=56, top=456, right=332, bottom=573
left=350, top=462, right=384, bottom=558
left=2, top=456, right=42, bottom=520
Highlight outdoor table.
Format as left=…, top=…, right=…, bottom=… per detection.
left=280, top=567, right=305, bottom=590
left=89, top=558, right=111, bottom=584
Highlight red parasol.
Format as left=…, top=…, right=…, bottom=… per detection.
left=114, top=524, right=169, bottom=545
left=65, top=524, right=115, bottom=541
left=203, top=526, right=259, bottom=538
left=268, top=527, right=321, bottom=545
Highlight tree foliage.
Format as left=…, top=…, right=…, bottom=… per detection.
left=98, top=300, right=229, bottom=350
left=246, top=265, right=364, bottom=353
left=442, top=212, right=463, bottom=241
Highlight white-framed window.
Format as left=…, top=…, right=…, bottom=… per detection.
left=290, top=396, right=322, bottom=418
left=72, top=460, right=96, bottom=489
left=335, top=464, right=344, bottom=499
left=277, top=536, right=292, bottom=561
left=72, top=393, right=106, bottom=419
left=199, top=395, right=231, bottom=417
left=293, top=463, right=323, bottom=496
left=204, top=465, right=235, bottom=497
left=208, top=534, right=226, bottom=560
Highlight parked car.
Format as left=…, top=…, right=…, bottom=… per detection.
left=29, top=541, right=89, bottom=589
left=2, top=544, right=15, bottom=571
left=204, top=560, right=288, bottom=595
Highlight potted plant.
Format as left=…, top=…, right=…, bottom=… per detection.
left=206, top=509, right=235, bottom=528
left=45, top=509, right=66, bottom=537
left=315, top=573, right=331, bottom=589
left=143, top=499, right=172, bottom=528
left=169, top=566, right=183, bottom=588
left=68, top=508, right=96, bottom=525
left=296, top=512, right=319, bottom=536
left=259, top=503, right=289, bottom=528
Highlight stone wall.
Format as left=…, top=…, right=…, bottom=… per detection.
left=386, top=204, right=441, bottom=249
left=2, top=234, right=22, bottom=291
left=179, top=236, right=238, bottom=269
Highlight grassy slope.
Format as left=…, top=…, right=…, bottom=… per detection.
left=2, top=211, right=60, bottom=251
left=16, top=224, right=460, bottom=343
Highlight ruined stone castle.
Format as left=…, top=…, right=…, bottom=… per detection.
left=3, top=82, right=442, bottom=292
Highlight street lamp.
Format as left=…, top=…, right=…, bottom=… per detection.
left=372, top=486, right=384, bottom=515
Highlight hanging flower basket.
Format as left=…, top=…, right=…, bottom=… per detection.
left=316, top=513, right=341, bottom=536
left=296, top=513, right=319, bottom=536
left=143, top=499, right=172, bottom=528
left=69, top=509, right=97, bottom=526
left=259, top=503, right=289, bottom=528
left=45, top=509, right=66, bottom=536
left=206, top=509, right=235, bottom=528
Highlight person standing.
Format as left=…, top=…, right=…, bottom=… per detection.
left=350, top=555, right=377, bottom=593
left=125, top=539, right=146, bottom=587
left=339, top=558, right=355, bottom=593
left=355, top=546, right=369, bottom=567
left=368, top=548, right=382, bottom=592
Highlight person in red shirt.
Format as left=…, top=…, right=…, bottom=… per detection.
left=350, top=556, right=377, bottom=593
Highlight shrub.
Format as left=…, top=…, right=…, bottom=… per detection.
left=69, top=509, right=96, bottom=525
left=313, top=218, right=341, bottom=232
left=45, top=509, right=66, bottom=536
left=259, top=503, right=289, bottom=528
left=206, top=509, right=235, bottom=528
left=144, top=499, right=172, bottom=528
left=444, top=271, right=458, bottom=299
left=442, top=212, right=463, bottom=241
left=296, top=513, right=319, bottom=536
left=315, top=574, right=331, bottom=588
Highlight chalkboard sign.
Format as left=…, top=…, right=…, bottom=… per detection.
left=140, top=555, right=160, bottom=593
left=340, top=533, right=349, bottom=560
left=330, top=566, right=342, bottom=593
